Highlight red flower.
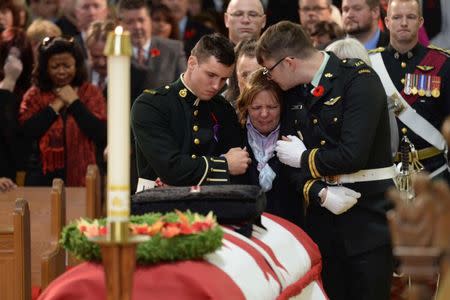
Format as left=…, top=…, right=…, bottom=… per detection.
left=150, top=48, right=160, bottom=58
left=184, top=29, right=196, bottom=40
left=312, top=85, right=324, bottom=97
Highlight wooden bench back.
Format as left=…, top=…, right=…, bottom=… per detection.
left=0, top=199, right=31, bottom=300
left=86, top=164, right=102, bottom=219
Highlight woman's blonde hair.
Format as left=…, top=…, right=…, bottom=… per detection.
left=236, top=68, right=283, bottom=126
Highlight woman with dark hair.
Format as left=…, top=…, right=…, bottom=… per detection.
left=0, top=27, right=34, bottom=99
left=237, top=69, right=303, bottom=227
left=19, top=36, right=106, bottom=186
left=0, top=0, right=21, bottom=31
left=151, top=4, right=180, bottom=40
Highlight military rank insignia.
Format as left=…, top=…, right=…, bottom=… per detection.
left=403, top=73, right=441, bottom=98
left=179, top=88, right=187, bottom=98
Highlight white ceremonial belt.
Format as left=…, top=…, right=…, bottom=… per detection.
left=325, top=165, right=397, bottom=184
left=370, top=53, right=447, bottom=151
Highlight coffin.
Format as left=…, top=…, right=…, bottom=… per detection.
left=38, top=214, right=327, bottom=299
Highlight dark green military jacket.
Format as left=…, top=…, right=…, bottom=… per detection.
left=131, top=78, right=243, bottom=186
left=282, top=53, right=393, bottom=256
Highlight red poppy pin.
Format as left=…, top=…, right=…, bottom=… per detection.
left=312, top=85, right=325, bottom=97
left=184, top=29, right=196, bottom=40
left=150, top=48, right=160, bottom=58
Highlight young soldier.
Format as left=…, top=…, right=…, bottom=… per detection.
left=131, top=34, right=250, bottom=187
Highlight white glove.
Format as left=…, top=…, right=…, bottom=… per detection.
left=275, top=135, right=306, bottom=168
left=319, top=186, right=361, bottom=215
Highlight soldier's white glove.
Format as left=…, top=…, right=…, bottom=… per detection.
left=275, top=135, right=306, bottom=168
left=319, top=186, right=361, bottom=215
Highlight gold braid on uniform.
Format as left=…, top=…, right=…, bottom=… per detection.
left=308, top=148, right=321, bottom=178
left=303, top=179, right=319, bottom=211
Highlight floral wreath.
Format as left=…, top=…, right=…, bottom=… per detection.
left=61, top=211, right=223, bottom=265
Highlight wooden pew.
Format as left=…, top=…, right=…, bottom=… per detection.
left=40, top=179, right=66, bottom=289
left=0, top=199, right=31, bottom=300
left=85, top=164, right=102, bottom=219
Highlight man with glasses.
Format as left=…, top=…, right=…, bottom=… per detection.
left=224, top=0, right=266, bottom=45
left=369, top=0, right=450, bottom=180
left=298, top=0, right=333, bottom=34
left=257, top=21, right=394, bottom=299
left=342, top=0, right=389, bottom=50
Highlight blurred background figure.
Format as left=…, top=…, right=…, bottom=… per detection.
left=237, top=69, right=304, bottom=227
left=55, top=0, right=79, bottom=36
left=26, top=18, right=62, bottom=60
left=85, top=20, right=115, bottom=96
left=28, top=0, right=60, bottom=21
left=298, top=0, right=334, bottom=35
left=160, top=0, right=213, bottom=54
left=341, top=0, right=389, bottom=50
left=224, top=38, right=260, bottom=106
left=74, top=0, right=109, bottom=57
left=19, top=36, right=106, bottom=186
left=0, top=27, right=35, bottom=186
left=310, top=20, right=344, bottom=49
left=0, top=0, right=21, bottom=31
left=224, top=0, right=266, bottom=45
left=151, top=3, right=180, bottom=40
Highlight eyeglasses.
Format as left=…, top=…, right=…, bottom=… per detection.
left=227, top=10, right=264, bottom=20
left=262, top=57, right=287, bottom=77
left=299, top=5, right=329, bottom=13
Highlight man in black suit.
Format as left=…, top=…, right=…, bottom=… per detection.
left=160, top=0, right=213, bottom=55
left=131, top=34, right=250, bottom=186
left=342, top=0, right=389, bottom=50
left=256, top=21, right=394, bottom=299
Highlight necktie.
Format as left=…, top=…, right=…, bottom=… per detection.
left=137, top=47, right=146, bottom=65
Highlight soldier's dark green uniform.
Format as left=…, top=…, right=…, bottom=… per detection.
left=370, top=44, right=450, bottom=176
left=282, top=53, right=394, bottom=300
left=131, top=77, right=243, bottom=186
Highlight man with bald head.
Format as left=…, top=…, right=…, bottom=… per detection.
left=298, top=0, right=333, bottom=34
left=224, top=0, right=266, bottom=45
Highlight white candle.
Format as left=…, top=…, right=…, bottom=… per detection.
left=105, top=26, right=132, bottom=223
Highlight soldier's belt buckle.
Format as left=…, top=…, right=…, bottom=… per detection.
left=324, top=175, right=340, bottom=185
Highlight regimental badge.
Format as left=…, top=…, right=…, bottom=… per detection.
left=179, top=88, right=187, bottom=98
left=416, top=65, right=434, bottom=72
left=358, top=69, right=371, bottom=74
left=324, top=73, right=333, bottom=78
left=431, top=76, right=441, bottom=98
left=324, top=96, right=341, bottom=106
left=388, top=93, right=405, bottom=116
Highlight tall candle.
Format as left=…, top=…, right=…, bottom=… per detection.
left=104, top=26, right=132, bottom=230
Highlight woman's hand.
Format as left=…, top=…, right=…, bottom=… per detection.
left=0, top=49, right=23, bottom=92
left=55, top=85, right=78, bottom=105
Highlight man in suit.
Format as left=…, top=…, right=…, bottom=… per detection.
left=131, top=34, right=250, bottom=186
left=224, top=0, right=266, bottom=45
left=160, top=0, right=213, bottom=55
left=342, top=0, right=389, bottom=49
left=118, top=0, right=187, bottom=102
left=256, top=21, right=394, bottom=299
left=298, top=0, right=334, bottom=35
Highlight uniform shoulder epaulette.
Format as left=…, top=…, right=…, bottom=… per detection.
left=143, top=84, right=171, bottom=96
left=368, top=47, right=385, bottom=55
left=427, top=44, right=450, bottom=57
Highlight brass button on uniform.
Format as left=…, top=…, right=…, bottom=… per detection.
left=320, top=140, right=326, bottom=145
left=333, top=117, right=338, bottom=122
left=193, top=110, right=199, bottom=116
left=194, top=138, right=200, bottom=145
left=313, top=119, right=318, bottom=124
left=191, top=154, right=197, bottom=159
left=165, top=85, right=170, bottom=89
left=193, top=125, right=199, bottom=132
left=401, top=78, right=405, bottom=84
left=401, top=62, right=406, bottom=68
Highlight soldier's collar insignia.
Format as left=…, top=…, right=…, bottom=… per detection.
left=144, top=89, right=156, bottom=95
left=407, top=51, right=413, bottom=59
left=354, top=60, right=365, bottom=67
left=324, top=96, right=341, bottom=106
left=179, top=88, right=187, bottom=98
left=324, top=73, right=333, bottom=78
left=416, top=65, right=434, bottom=72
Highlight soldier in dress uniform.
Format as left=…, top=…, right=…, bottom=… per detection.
left=131, top=34, right=251, bottom=187
left=256, top=21, right=394, bottom=299
left=369, top=0, right=450, bottom=179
